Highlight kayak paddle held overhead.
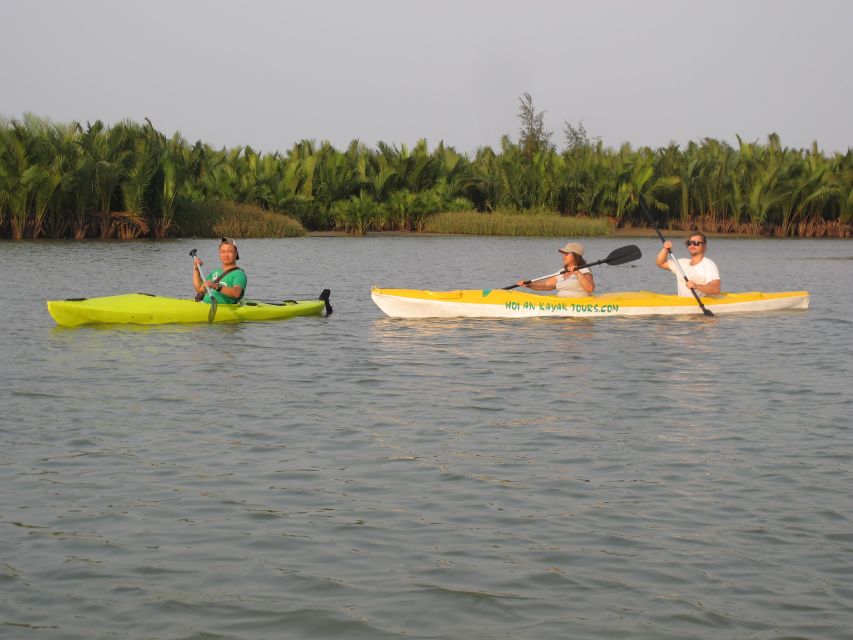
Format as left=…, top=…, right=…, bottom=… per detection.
left=638, top=200, right=714, bottom=317
left=503, top=245, right=642, bottom=290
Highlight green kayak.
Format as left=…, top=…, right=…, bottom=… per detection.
left=48, top=290, right=332, bottom=327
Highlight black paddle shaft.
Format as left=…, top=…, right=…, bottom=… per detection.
left=639, top=201, right=714, bottom=316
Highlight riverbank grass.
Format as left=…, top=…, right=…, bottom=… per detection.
left=422, top=211, right=613, bottom=236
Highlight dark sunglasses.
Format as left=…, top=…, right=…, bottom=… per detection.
left=685, top=240, right=706, bottom=247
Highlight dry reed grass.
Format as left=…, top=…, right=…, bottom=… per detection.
left=175, top=200, right=306, bottom=238
left=422, top=211, right=613, bottom=236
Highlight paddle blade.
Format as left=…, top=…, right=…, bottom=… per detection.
left=208, top=299, right=217, bottom=322
left=603, top=244, right=642, bottom=266
left=695, top=293, right=714, bottom=316
left=319, top=289, right=333, bottom=315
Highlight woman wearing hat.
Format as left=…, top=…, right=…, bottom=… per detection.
left=515, top=242, right=595, bottom=297
left=192, top=237, right=247, bottom=304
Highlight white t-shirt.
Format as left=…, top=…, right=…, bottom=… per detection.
left=555, top=268, right=592, bottom=297
left=668, top=257, right=720, bottom=297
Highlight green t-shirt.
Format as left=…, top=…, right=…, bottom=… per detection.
left=203, top=267, right=247, bottom=304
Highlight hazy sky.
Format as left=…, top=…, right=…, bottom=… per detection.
left=2, top=0, right=851, bottom=154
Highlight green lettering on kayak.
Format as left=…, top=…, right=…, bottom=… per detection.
left=537, top=302, right=569, bottom=312
left=569, top=303, right=620, bottom=313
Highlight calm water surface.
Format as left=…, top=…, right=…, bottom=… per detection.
left=2, top=236, right=852, bottom=640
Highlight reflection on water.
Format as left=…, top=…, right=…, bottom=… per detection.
left=2, top=237, right=851, bottom=640
left=49, top=321, right=212, bottom=335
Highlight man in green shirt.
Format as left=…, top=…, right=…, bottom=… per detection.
left=192, top=238, right=247, bottom=304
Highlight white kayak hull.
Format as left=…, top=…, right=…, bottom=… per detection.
left=371, top=288, right=810, bottom=319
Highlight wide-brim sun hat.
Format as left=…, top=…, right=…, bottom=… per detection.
left=558, top=242, right=584, bottom=255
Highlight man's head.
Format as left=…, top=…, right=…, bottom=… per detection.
left=219, top=237, right=239, bottom=262
left=685, top=233, right=707, bottom=255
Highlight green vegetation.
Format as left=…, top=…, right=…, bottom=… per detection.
left=1, top=104, right=851, bottom=240
left=423, top=211, right=612, bottom=236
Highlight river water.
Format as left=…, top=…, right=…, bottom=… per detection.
left=2, top=236, right=852, bottom=640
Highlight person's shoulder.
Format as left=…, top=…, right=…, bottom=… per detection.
left=701, top=256, right=720, bottom=276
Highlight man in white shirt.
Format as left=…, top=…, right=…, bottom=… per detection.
left=655, top=232, right=721, bottom=297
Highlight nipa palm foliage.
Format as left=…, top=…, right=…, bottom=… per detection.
left=1, top=114, right=850, bottom=239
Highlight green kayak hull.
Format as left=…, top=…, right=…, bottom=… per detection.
left=48, top=292, right=330, bottom=327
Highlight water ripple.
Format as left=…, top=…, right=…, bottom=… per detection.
left=1, top=237, right=851, bottom=639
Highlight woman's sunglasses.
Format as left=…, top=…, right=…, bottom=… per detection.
left=685, top=240, right=706, bottom=247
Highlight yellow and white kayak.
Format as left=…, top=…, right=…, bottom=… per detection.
left=48, top=291, right=331, bottom=327
left=371, top=287, right=809, bottom=318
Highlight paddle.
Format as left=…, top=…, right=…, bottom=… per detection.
left=189, top=248, right=218, bottom=322
left=319, top=288, right=333, bottom=315
left=638, top=200, right=714, bottom=316
left=503, top=244, right=642, bottom=290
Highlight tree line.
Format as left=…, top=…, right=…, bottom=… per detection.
left=1, top=101, right=850, bottom=239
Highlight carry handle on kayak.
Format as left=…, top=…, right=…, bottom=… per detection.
left=503, top=244, right=642, bottom=290
left=189, top=249, right=217, bottom=322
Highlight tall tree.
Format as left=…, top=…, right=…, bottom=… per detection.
left=517, top=93, right=553, bottom=161
left=563, top=119, right=598, bottom=151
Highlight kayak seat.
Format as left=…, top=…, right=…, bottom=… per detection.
left=426, top=290, right=464, bottom=300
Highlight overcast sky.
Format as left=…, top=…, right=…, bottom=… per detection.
left=2, top=0, right=851, bottom=154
